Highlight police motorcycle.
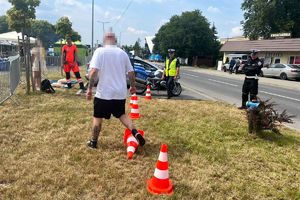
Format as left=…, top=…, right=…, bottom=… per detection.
left=134, top=65, right=182, bottom=96
left=85, top=61, right=182, bottom=96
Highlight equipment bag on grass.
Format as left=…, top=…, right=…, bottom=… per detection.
left=41, top=79, right=55, bottom=93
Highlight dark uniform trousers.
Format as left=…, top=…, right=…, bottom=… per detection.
left=241, top=56, right=262, bottom=107
left=166, top=76, right=175, bottom=97
left=242, top=78, right=258, bottom=106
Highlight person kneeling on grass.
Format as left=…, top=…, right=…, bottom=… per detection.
left=85, top=31, right=145, bottom=149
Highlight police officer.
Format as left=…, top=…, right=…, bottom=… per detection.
left=162, top=49, right=180, bottom=99
left=238, top=49, right=263, bottom=109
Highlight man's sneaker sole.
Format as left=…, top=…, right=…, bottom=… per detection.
left=135, top=133, right=145, bottom=146
left=86, top=140, right=97, bottom=149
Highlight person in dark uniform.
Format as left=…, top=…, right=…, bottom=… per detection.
left=162, top=49, right=180, bottom=99
left=238, top=50, right=263, bottom=109
left=229, top=58, right=236, bottom=73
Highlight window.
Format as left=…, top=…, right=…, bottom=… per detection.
left=274, top=64, right=281, bottom=68
left=295, top=56, right=300, bottom=64
left=289, top=56, right=295, bottom=64
left=274, top=58, right=280, bottom=64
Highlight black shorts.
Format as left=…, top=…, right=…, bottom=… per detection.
left=93, top=97, right=126, bottom=119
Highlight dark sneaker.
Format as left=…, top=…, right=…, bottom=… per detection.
left=135, top=133, right=145, bottom=146
left=80, top=86, right=87, bottom=91
left=80, top=87, right=87, bottom=94
left=132, top=129, right=145, bottom=146
left=87, top=140, right=97, bottom=149
left=238, top=106, right=247, bottom=110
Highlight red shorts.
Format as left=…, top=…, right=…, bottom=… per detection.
left=64, top=63, right=79, bottom=73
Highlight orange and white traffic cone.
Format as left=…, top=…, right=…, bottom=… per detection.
left=129, top=93, right=138, bottom=107
left=147, top=143, right=173, bottom=195
left=130, top=98, right=140, bottom=119
left=123, top=128, right=145, bottom=159
left=145, top=85, right=152, bottom=100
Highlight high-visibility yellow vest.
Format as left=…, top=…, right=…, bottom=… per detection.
left=165, top=58, right=177, bottom=76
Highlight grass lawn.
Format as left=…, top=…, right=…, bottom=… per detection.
left=0, top=71, right=300, bottom=200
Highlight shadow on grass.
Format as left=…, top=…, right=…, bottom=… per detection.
left=256, top=130, right=300, bottom=147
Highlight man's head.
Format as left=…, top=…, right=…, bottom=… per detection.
left=66, top=37, right=72, bottom=46
left=104, top=32, right=117, bottom=45
left=168, top=49, right=175, bottom=58
left=250, top=49, right=259, bottom=59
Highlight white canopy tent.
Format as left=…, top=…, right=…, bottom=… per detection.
left=0, top=31, right=36, bottom=44
left=145, top=36, right=155, bottom=54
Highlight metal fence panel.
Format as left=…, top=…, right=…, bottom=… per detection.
left=46, top=56, right=61, bottom=71
left=0, top=56, right=20, bottom=105
left=9, top=56, right=20, bottom=94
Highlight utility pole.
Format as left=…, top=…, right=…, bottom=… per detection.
left=91, top=0, right=94, bottom=54
left=119, top=32, right=122, bottom=47
left=97, top=21, right=110, bottom=44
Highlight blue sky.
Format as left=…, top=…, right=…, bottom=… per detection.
left=0, top=0, right=244, bottom=46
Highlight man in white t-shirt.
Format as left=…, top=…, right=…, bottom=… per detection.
left=86, top=32, right=145, bottom=149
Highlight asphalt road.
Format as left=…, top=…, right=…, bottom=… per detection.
left=176, top=66, right=300, bottom=131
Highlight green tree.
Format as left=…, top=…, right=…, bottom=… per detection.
left=6, top=0, right=40, bottom=33
left=0, top=15, right=10, bottom=34
left=133, top=38, right=142, bottom=57
left=242, top=0, right=300, bottom=39
left=122, top=44, right=133, bottom=53
left=153, top=10, right=219, bottom=65
left=70, top=30, right=81, bottom=41
left=55, top=17, right=81, bottom=42
left=211, top=23, right=221, bottom=66
left=6, top=0, right=40, bottom=94
left=55, top=17, right=72, bottom=40
left=29, top=19, right=58, bottom=48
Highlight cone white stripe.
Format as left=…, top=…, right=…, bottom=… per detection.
left=154, top=168, right=169, bottom=179
left=146, top=93, right=151, bottom=96
left=127, top=146, right=136, bottom=153
left=158, top=152, right=168, bottom=162
left=127, top=136, right=138, bottom=143
left=132, top=100, right=138, bottom=104
left=131, top=109, right=139, bottom=113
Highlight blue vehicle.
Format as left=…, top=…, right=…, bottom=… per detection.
left=134, top=63, right=150, bottom=80
left=0, top=58, right=9, bottom=71
left=154, top=54, right=163, bottom=62
left=133, top=62, right=182, bottom=96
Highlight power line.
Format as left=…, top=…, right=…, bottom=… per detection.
left=113, top=0, right=133, bottom=27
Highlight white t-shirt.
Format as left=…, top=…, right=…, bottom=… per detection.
left=89, top=45, right=133, bottom=100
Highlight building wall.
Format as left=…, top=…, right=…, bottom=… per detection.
left=260, top=52, right=300, bottom=65
left=222, top=51, right=300, bottom=65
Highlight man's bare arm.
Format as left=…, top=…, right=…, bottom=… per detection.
left=88, top=68, right=98, bottom=90
left=128, top=71, right=136, bottom=87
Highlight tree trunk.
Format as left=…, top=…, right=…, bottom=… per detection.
left=60, top=39, right=63, bottom=77
left=22, top=26, right=30, bottom=95
left=27, top=37, right=35, bottom=92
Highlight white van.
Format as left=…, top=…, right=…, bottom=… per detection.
left=223, top=54, right=248, bottom=73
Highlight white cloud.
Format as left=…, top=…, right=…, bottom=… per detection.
left=127, top=27, right=148, bottom=35
left=0, top=0, right=11, bottom=15
left=225, top=20, right=239, bottom=25
left=230, top=26, right=243, bottom=37
left=207, top=6, right=221, bottom=13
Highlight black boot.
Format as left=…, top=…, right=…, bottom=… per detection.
left=131, top=129, right=145, bottom=146
left=79, top=82, right=86, bottom=90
